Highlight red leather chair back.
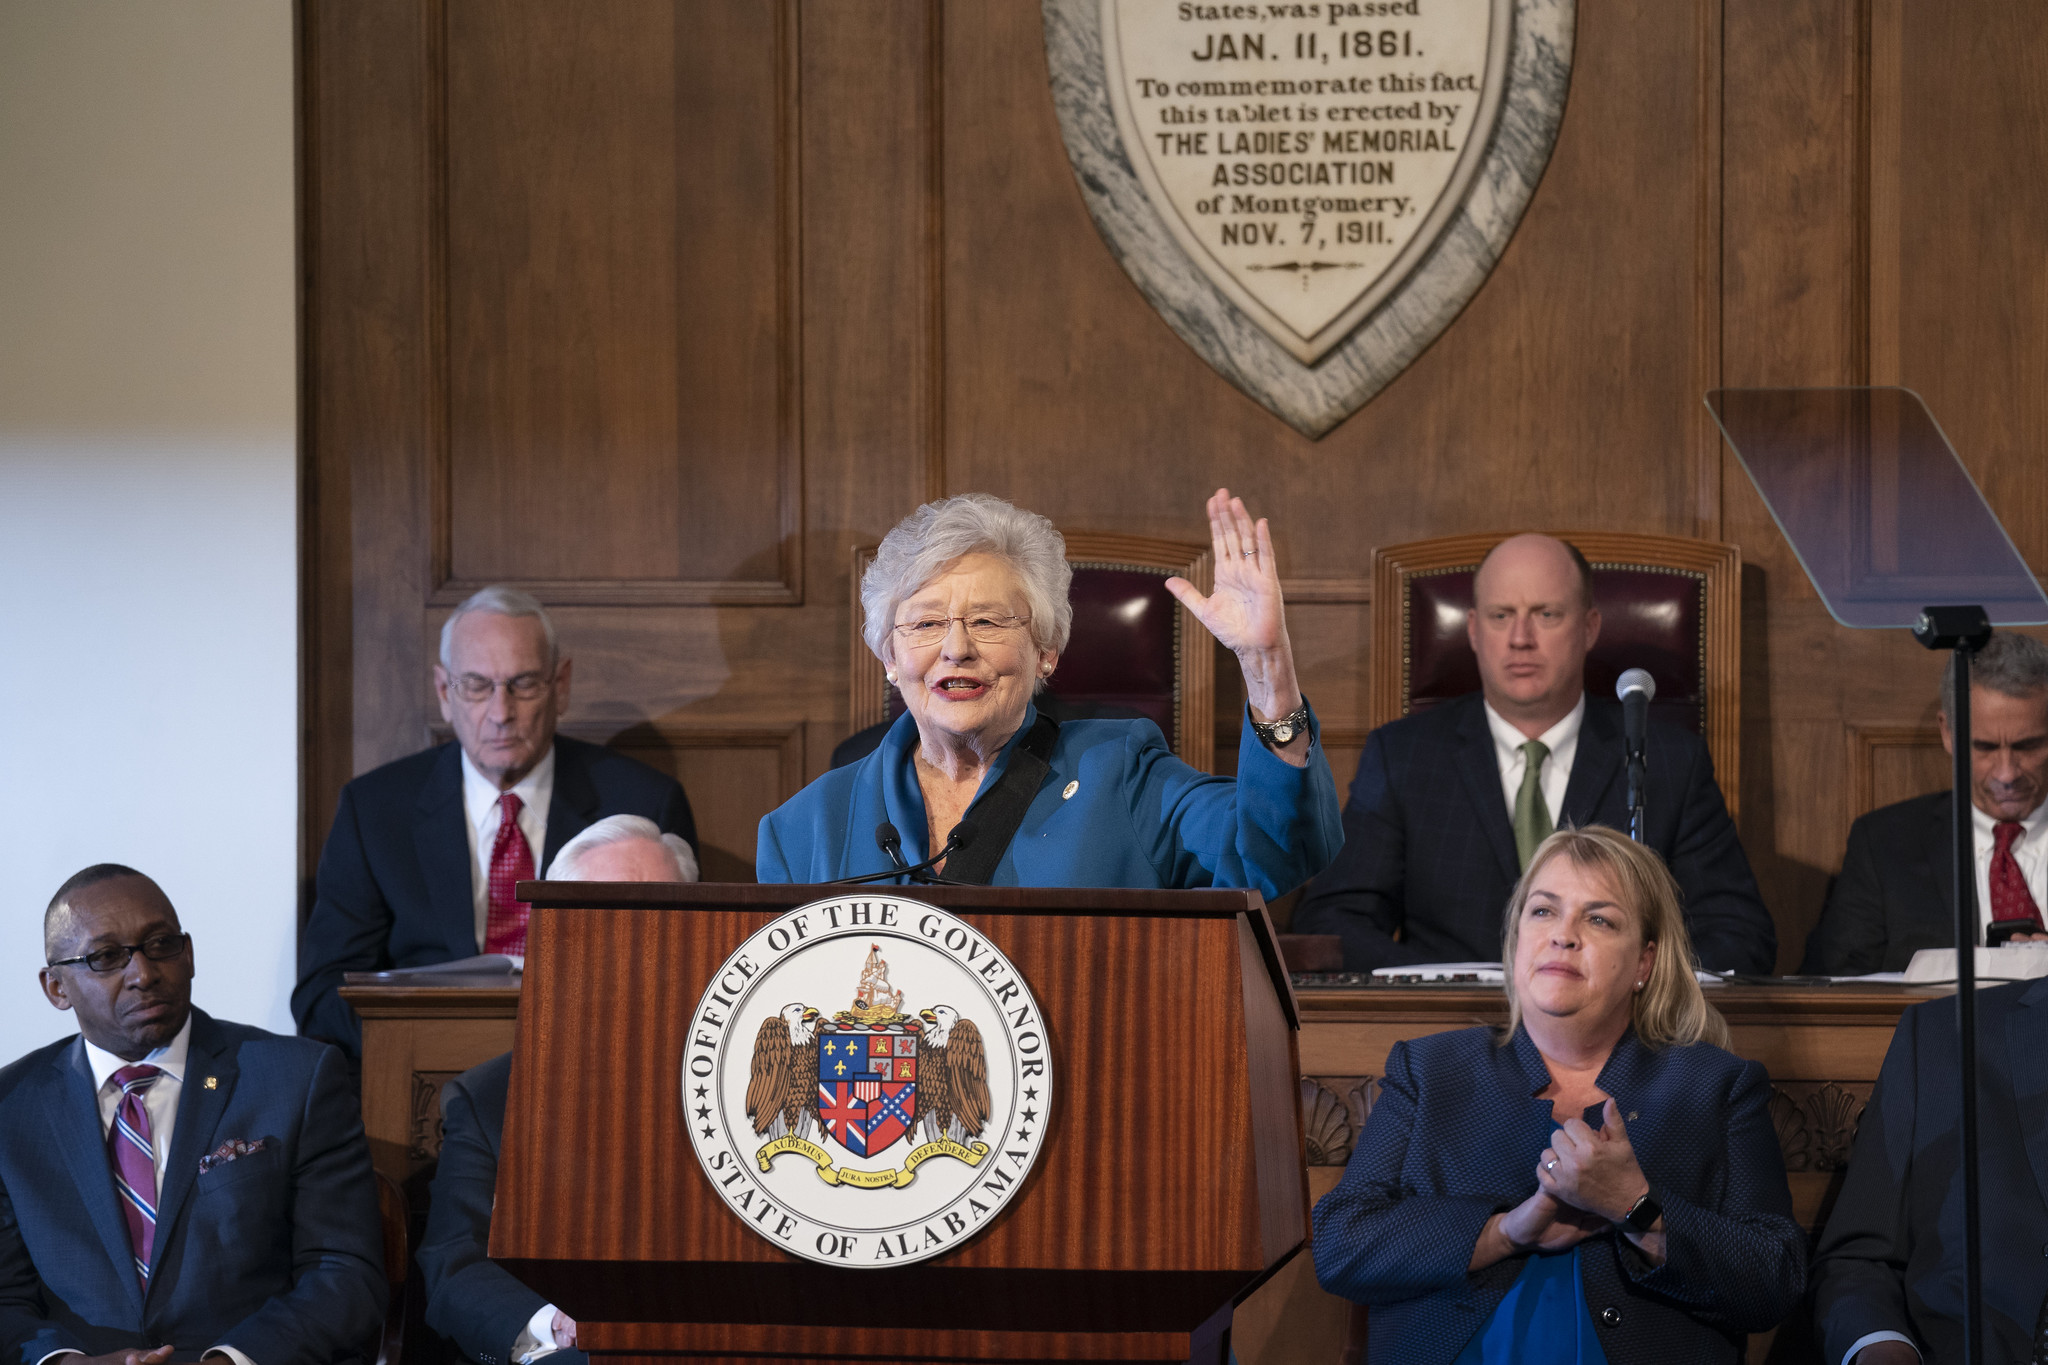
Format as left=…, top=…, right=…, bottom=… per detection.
left=1406, top=565, right=1708, bottom=736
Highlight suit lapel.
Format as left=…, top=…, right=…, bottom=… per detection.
left=543, top=738, right=600, bottom=872
left=1924, top=797, right=1958, bottom=923
left=43, top=1039, right=145, bottom=1318
left=415, top=743, right=477, bottom=954
left=1452, top=698, right=1522, bottom=885
left=1560, top=699, right=1624, bottom=828
left=146, top=1012, right=237, bottom=1299
left=2008, top=981, right=2048, bottom=1213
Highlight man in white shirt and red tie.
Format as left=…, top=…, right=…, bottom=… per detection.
left=293, top=586, right=697, bottom=1064
left=0, top=865, right=384, bottom=1364
left=1801, top=630, right=2048, bottom=975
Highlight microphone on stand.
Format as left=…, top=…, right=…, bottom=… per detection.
left=833, top=819, right=978, bottom=886
left=1617, top=669, right=1655, bottom=843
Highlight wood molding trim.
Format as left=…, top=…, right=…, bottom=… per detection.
left=1367, top=532, right=1743, bottom=816
left=1845, top=721, right=1942, bottom=825
left=1865, top=0, right=1902, bottom=386
left=921, top=0, right=946, bottom=505
left=423, top=0, right=805, bottom=609
left=851, top=533, right=1217, bottom=771
left=1692, top=0, right=1725, bottom=542
left=424, top=721, right=807, bottom=805
left=1278, top=578, right=1372, bottom=605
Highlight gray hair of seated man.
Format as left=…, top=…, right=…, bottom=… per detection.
left=1940, top=631, right=2048, bottom=727
left=859, top=493, right=1075, bottom=665
left=438, top=584, right=559, bottom=670
left=546, top=814, right=699, bottom=882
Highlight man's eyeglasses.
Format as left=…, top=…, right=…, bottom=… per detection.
left=891, top=614, right=1031, bottom=648
left=48, top=932, right=191, bottom=974
left=446, top=672, right=553, bottom=703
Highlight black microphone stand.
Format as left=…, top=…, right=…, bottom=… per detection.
left=1915, top=603, right=1993, bottom=1365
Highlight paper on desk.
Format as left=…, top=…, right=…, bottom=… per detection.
left=374, top=953, right=523, bottom=976
left=1903, top=943, right=2048, bottom=985
left=1369, top=962, right=1504, bottom=983
left=1829, top=972, right=1909, bottom=984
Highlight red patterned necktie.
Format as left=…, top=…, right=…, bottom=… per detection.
left=1990, top=820, right=2044, bottom=931
left=483, top=792, right=535, bottom=956
left=107, top=1064, right=161, bottom=1285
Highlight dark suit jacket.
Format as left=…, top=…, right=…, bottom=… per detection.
left=294, top=735, right=695, bottom=1058
left=1801, top=790, right=1960, bottom=975
left=1813, top=979, right=2048, bottom=1364
left=0, top=1010, right=385, bottom=1365
left=1291, top=693, right=1776, bottom=974
left=1312, top=1025, right=1805, bottom=1365
left=417, top=1053, right=586, bottom=1365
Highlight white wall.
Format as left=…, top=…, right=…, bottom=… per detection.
left=0, top=2, right=298, bottom=1053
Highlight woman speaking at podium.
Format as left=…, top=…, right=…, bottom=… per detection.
left=756, top=489, right=1341, bottom=893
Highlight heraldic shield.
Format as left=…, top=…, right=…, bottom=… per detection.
left=818, top=1025, right=918, bottom=1157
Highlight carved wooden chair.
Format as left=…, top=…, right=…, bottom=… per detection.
left=1369, top=530, right=1743, bottom=813
left=850, top=532, right=1217, bottom=770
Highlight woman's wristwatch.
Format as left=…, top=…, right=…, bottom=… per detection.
left=1619, top=1190, right=1663, bottom=1235
left=1250, top=701, right=1313, bottom=749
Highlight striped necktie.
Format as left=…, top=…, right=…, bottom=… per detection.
left=108, top=1063, right=162, bottom=1285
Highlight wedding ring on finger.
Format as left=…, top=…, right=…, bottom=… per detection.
left=1242, top=549, right=1257, bottom=558
left=1544, top=1159, right=1558, bottom=1171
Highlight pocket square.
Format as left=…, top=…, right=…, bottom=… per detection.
left=198, top=1137, right=267, bottom=1174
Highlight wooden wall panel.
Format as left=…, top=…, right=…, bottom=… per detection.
left=304, top=0, right=2048, bottom=970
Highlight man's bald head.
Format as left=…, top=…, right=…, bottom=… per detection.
left=1473, top=534, right=1595, bottom=612
left=1467, top=534, right=1602, bottom=735
left=44, top=863, right=155, bottom=959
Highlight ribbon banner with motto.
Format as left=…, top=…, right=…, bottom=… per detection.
left=1044, top=0, right=1575, bottom=437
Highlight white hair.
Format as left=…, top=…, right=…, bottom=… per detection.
left=439, top=585, right=559, bottom=669
left=859, top=494, right=1073, bottom=664
left=546, top=815, right=699, bottom=882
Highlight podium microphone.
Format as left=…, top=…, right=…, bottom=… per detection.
left=1617, top=669, right=1655, bottom=843
left=833, top=819, right=978, bottom=886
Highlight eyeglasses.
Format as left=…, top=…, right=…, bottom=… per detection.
left=446, top=671, right=553, bottom=703
left=48, top=932, right=190, bottom=974
left=890, top=614, right=1031, bottom=648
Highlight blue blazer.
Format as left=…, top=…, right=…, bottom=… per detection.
left=0, top=1010, right=386, bottom=1365
left=295, top=735, right=696, bottom=1059
left=417, top=1053, right=587, bottom=1365
left=757, top=706, right=1343, bottom=899
left=1813, top=979, right=2048, bottom=1363
left=1291, top=694, right=1776, bottom=975
left=1313, top=1024, right=1804, bottom=1365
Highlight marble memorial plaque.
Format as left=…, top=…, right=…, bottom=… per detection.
left=1045, top=0, right=1575, bottom=437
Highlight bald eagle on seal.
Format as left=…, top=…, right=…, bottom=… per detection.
left=916, top=1005, right=990, bottom=1144
left=745, top=1003, right=822, bottom=1138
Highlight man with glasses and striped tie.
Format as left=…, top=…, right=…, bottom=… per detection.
left=0, top=865, right=385, bottom=1365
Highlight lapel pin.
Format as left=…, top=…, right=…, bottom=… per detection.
left=205, top=1077, right=218, bottom=1090
left=1626, top=1110, right=1636, bottom=1121
left=1062, top=781, right=1079, bottom=800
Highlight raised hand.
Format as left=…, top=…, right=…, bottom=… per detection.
left=1165, top=488, right=1305, bottom=737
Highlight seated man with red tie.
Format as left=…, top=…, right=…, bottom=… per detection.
left=1802, top=631, right=2048, bottom=975
left=293, top=586, right=697, bottom=1064
left=0, top=865, right=385, bottom=1364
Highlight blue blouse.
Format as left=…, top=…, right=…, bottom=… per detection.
left=1452, top=1247, right=1612, bottom=1365
left=756, top=703, right=1342, bottom=897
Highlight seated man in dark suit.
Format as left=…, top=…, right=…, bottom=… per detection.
left=1803, top=631, right=2048, bottom=975
left=294, top=586, right=697, bottom=1062
left=416, top=817, right=696, bottom=1365
left=1292, top=533, right=1775, bottom=973
left=1, top=865, right=385, bottom=1365
left=1811, top=977, right=2048, bottom=1362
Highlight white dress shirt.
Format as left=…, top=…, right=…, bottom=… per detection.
left=1483, top=695, right=1585, bottom=827
left=460, top=745, right=555, bottom=954
left=54, top=1017, right=257, bottom=1365
left=1971, top=799, right=2048, bottom=940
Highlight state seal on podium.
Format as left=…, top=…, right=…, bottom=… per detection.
left=682, top=896, right=1054, bottom=1268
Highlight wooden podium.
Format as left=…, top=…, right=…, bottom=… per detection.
left=487, top=881, right=1309, bottom=1365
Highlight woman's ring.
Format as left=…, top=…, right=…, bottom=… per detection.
left=1544, top=1159, right=1557, bottom=1171
left=1242, top=549, right=1257, bottom=558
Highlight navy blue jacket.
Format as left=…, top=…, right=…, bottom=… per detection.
left=1292, top=694, right=1775, bottom=974
left=295, top=736, right=695, bottom=1059
left=1813, top=980, right=2048, bottom=1363
left=758, top=705, right=1342, bottom=898
left=0, top=1010, right=386, bottom=1365
left=417, top=1053, right=586, bottom=1365
left=1313, top=1024, right=1805, bottom=1364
